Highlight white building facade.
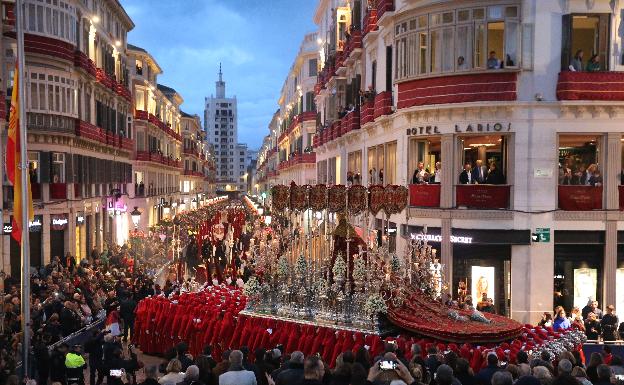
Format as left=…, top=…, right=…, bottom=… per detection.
left=204, top=67, right=246, bottom=193
left=260, top=0, right=624, bottom=323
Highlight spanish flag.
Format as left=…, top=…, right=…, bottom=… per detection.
left=6, top=60, right=33, bottom=243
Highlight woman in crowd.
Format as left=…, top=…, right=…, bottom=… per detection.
left=584, top=312, right=601, bottom=340
left=585, top=352, right=604, bottom=384
left=158, top=359, right=185, bottom=385
left=553, top=308, right=571, bottom=331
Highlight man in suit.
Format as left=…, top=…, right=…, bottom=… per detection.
left=472, top=159, right=487, bottom=184
left=459, top=163, right=473, bottom=184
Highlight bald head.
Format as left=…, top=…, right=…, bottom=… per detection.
left=229, top=350, right=243, bottom=366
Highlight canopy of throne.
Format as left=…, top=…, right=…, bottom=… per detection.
left=387, top=287, right=523, bottom=343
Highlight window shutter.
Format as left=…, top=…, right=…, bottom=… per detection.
left=65, top=153, right=73, bottom=183
left=40, top=152, right=51, bottom=183
left=560, top=14, right=571, bottom=71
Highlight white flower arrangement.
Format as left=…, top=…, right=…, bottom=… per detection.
left=277, top=255, right=290, bottom=278
left=295, top=254, right=307, bottom=277
left=390, top=254, right=402, bottom=275
left=316, top=278, right=329, bottom=295
left=332, top=254, right=346, bottom=281
left=353, top=256, right=366, bottom=282
left=364, top=293, right=387, bottom=317
left=243, top=276, right=262, bottom=298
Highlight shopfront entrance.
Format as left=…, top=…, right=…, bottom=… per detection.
left=554, top=231, right=604, bottom=312
left=401, top=225, right=529, bottom=317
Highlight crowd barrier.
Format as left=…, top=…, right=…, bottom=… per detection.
left=582, top=341, right=624, bottom=359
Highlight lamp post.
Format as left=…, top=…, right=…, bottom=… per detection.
left=130, top=206, right=141, bottom=230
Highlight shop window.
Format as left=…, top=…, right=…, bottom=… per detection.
left=408, top=137, right=441, bottom=184
left=554, top=244, right=603, bottom=313
left=561, top=14, right=610, bottom=71
left=52, top=152, right=65, bottom=183
left=317, top=159, right=327, bottom=184
left=457, top=135, right=508, bottom=185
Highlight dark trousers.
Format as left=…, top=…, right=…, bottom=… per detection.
left=123, top=318, right=134, bottom=341
left=89, top=359, right=104, bottom=385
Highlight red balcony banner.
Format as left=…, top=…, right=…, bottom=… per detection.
left=620, top=186, right=624, bottom=211
left=558, top=185, right=602, bottom=211
left=456, top=184, right=510, bottom=209
left=409, top=184, right=441, bottom=208
left=556, top=72, right=624, bottom=101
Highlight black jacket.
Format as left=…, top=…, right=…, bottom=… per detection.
left=459, top=170, right=473, bottom=184
left=601, top=313, right=619, bottom=341
left=276, top=362, right=304, bottom=385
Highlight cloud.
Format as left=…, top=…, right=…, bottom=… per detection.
left=120, top=0, right=317, bottom=149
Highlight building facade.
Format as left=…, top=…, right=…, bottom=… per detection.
left=258, top=0, right=624, bottom=323
left=256, top=33, right=319, bottom=193
left=0, top=0, right=214, bottom=277
left=204, top=67, right=249, bottom=193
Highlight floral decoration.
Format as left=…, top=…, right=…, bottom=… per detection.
left=243, top=276, right=262, bottom=298
left=352, top=256, right=367, bottom=282
left=332, top=253, right=346, bottom=281
left=328, top=185, right=347, bottom=212
left=271, top=185, right=290, bottom=211
left=295, top=254, right=308, bottom=278
left=364, top=293, right=388, bottom=317
left=348, top=185, right=367, bottom=214
left=277, top=255, right=289, bottom=278
left=369, top=185, right=385, bottom=215
left=290, top=184, right=308, bottom=211
left=309, top=184, right=327, bottom=211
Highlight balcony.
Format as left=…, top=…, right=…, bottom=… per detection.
left=373, top=91, right=393, bottom=119
left=360, top=100, right=374, bottom=125
left=377, top=0, right=395, bottom=19
left=341, top=110, right=360, bottom=135
left=74, top=50, right=97, bottom=77
left=184, top=169, right=204, bottom=177
left=397, top=71, right=518, bottom=109
left=343, top=30, right=363, bottom=63
left=23, top=33, right=74, bottom=62
left=50, top=183, right=67, bottom=200
left=558, top=185, right=602, bottom=211
left=135, top=151, right=182, bottom=168
left=96, top=68, right=115, bottom=91
left=556, top=72, right=624, bottom=101
left=456, top=184, right=511, bottom=209
left=409, top=184, right=440, bottom=208
left=75, top=120, right=105, bottom=142
left=363, top=9, right=378, bottom=36
left=74, top=183, right=82, bottom=199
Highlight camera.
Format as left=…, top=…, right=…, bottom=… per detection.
left=110, top=369, right=123, bottom=377
left=379, top=360, right=397, bottom=370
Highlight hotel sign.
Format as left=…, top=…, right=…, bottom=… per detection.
left=406, top=122, right=512, bottom=136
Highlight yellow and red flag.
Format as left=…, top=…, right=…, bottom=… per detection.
left=6, top=60, right=33, bottom=243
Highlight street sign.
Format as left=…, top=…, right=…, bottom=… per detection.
left=532, top=228, right=550, bottom=243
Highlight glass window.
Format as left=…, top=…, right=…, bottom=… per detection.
left=52, top=152, right=65, bottom=183
left=28, top=151, right=40, bottom=183
left=408, top=137, right=441, bottom=184
left=456, top=24, right=473, bottom=70
left=347, top=150, right=362, bottom=185
left=458, top=135, right=508, bottom=185
left=487, top=22, right=505, bottom=69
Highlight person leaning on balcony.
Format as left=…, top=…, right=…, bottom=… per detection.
left=459, top=163, right=474, bottom=184
left=485, top=162, right=505, bottom=185
left=432, top=162, right=442, bottom=184
left=600, top=305, right=619, bottom=342
left=411, top=162, right=430, bottom=184
left=472, top=160, right=487, bottom=184
left=487, top=51, right=501, bottom=69
left=586, top=54, right=601, bottom=72
left=570, top=50, right=584, bottom=72
left=584, top=312, right=601, bottom=340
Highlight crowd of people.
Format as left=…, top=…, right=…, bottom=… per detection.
left=558, top=158, right=602, bottom=186
left=0, top=236, right=169, bottom=385
left=538, top=301, right=624, bottom=342
left=131, top=336, right=624, bottom=385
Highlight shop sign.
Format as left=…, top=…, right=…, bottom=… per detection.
left=76, top=214, right=85, bottom=224
left=51, top=215, right=68, bottom=230
left=4, top=216, right=42, bottom=234
left=454, top=122, right=511, bottom=133
left=412, top=233, right=473, bottom=244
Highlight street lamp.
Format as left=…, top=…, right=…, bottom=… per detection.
left=130, top=206, right=141, bottom=229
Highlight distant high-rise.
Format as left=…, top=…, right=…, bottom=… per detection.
left=204, top=65, right=247, bottom=192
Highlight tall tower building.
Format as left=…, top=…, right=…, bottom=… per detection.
left=204, top=65, right=241, bottom=192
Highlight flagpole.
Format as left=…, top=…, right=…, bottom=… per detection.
left=14, top=0, right=31, bottom=379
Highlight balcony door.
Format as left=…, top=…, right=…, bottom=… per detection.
left=561, top=14, right=610, bottom=71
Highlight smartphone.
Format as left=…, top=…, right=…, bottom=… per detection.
left=110, top=370, right=123, bottom=377
left=615, top=375, right=624, bottom=381
left=379, top=360, right=397, bottom=370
